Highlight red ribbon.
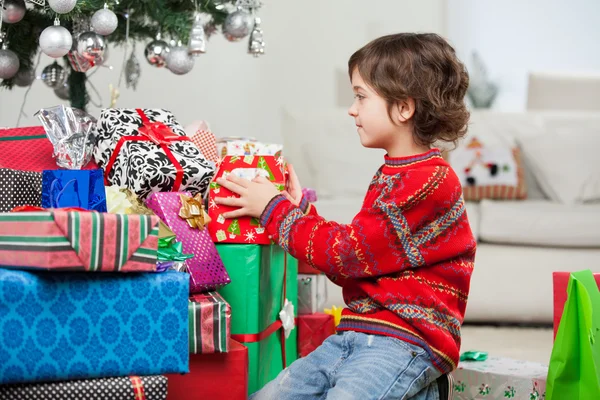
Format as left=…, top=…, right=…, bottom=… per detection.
left=231, top=253, right=289, bottom=368
left=11, top=205, right=90, bottom=213
left=103, top=109, right=191, bottom=191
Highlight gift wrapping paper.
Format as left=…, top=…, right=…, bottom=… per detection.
left=189, top=292, right=231, bottom=354
left=0, top=269, right=189, bottom=384
left=0, top=210, right=159, bottom=272
left=146, top=192, right=230, bottom=293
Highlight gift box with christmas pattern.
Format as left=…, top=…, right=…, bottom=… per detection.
left=450, top=357, right=547, bottom=400
left=0, top=210, right=159, bottom=272
left=93, top=108, right=215, bottom=199
left=166, top=340, right=248, bottom=400
left=146, top=191, right=230, bottom=293
left=297, top=313, right=336, bottom=358
left=217, top=244, right=298, bottom=394
left=297, top=274, right=328, bottom=315
left=0, top=269, right=189, bottom=384
left=189, top=292, right=231, bottom=354
left=0, top=126, right=99, bottom=172
left=216, top=137, right=283, bottom=158
left=0, top=169, right=42, bottom=212
left=208, top=155, right=286, bottom=244
left=0, top=375, right=168, bottom=400
left=41, top=169, right=107, bottom=212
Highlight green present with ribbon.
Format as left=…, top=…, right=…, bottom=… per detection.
left=216, top=244, right=298, bottom=395
left=156, top=235, right=194, bottom=273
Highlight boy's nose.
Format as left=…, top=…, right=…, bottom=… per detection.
left=348, top=104, right=357, bottom=117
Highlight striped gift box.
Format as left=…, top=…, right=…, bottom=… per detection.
left=0, top=210, right=159, bottom=272
left=189, top=292, right=231, bottom=354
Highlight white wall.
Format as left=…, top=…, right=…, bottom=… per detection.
left=446, top=0, right=600, bottom=111
left=0, top=0, right=445, bottom=143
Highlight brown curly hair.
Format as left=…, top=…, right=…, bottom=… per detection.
left=348, top=33, right=470, bottom=147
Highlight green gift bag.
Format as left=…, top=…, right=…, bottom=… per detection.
left=547, top=270, right=600, bottom=399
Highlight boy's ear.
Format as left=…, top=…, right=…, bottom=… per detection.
left=396, top=98, right=416, bottom=122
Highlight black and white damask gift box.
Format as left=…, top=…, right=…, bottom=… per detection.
left=93, top=108, right=215, bottom=199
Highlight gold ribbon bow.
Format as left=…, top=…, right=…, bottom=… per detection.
left=179, top=193, right=211, bottom=229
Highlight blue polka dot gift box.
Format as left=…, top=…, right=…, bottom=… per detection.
left=0, top=269, right=189, bottom=385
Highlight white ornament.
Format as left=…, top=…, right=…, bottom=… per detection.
left=2, top=0, right=26, bottom=24
left=166, top=46, right=195, bottom=75
left=48, top=0, right=77, bottom=14
left=39, top=20, right=73, bottom=58
left=0, top=47, right=20, bottom=80
left=91, top=6, right=118, bottom=36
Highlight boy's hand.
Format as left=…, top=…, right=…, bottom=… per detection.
left=214, top=174, right=281, bottom=219
left=283, top=164, right=303, bottom=206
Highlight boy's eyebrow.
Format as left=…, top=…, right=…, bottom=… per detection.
left=353, top=85, right=365, bottom=91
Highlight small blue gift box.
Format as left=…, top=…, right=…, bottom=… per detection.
left=41, top=169, right=107, bottom=212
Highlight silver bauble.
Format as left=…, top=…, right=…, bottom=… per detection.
left=0, top=48, right=20, bottom=80
left=41, top=62, right=66, bottom=88
left=40, top=25, right=73, bottom=58
left=54, top=79, right=70, bottom=100
left=91, top=8, right=118, bottom=36
left=166, top=46, right=195, bottom=75
left=223, top=8, right=253, bottom=42
left=144, top=39, right=170, bottom=68
left=13, top=68, right=35, bottom=86
left=76, top=31, right=106, bottom=62
left=48, top=0, right=77, bottom=14
left=188, top=14, right=206, bottom=56
left=2, top=0, right=26, bottom=24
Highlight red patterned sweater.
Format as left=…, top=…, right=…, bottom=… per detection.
left=260, top=148, right=476, bottom=373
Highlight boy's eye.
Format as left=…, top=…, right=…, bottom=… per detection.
left=354, top=94, right=365, bottom=100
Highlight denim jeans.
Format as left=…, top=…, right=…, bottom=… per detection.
left=249, top=331, right=441, bottom=400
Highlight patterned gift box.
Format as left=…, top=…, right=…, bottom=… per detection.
left=297, top=274, right=328, bottom=315
left=0, top=210, right=159, bottom=272
left=166, top=340, right=248, bottom=400
left=0, top=375, right=168, bottom=400
left=0, top=169, right=42, bottom=212
left=189, top=292, right=231, bottom=354
left=41, top=169, right=107, bottom=212
left=0, top=126, right=100, bottom=172
left=93, top=108, right=215, bottom=200
left=217, top=244, right=298, bottom=394
left=450, top=357, right=547, bottom=399
left=216, top=138, right=283, bottom=158
left=0, top=269, right=189, bottom=384
left=297, top=313, right=336, bottom=358
left=146, top=192, right=230, bottom=293
left=208, top=155, right=286, bottom=244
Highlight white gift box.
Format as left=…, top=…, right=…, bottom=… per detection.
left=297, top=274, right=328, bottom=315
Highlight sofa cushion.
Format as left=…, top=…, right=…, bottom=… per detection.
left=517, top=124, right=600, bottom=205
left=464, top=201, right=480, bottom=241
left=479, top=199, right=600, bottom=248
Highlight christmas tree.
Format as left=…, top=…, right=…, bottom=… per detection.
left=0, top=0, right=265, bottom=109
left=227, top=219, right=240, bottom=236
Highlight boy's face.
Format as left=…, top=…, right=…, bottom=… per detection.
left=348, top=69, right=399, bottom=151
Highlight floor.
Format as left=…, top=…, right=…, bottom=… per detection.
left=460, top=325, right=553, bottom=365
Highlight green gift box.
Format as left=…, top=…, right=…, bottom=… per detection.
left=217, top=244, right=298, bottom=395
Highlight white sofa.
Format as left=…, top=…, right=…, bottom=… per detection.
left=282, top=109, right=600, bottom=324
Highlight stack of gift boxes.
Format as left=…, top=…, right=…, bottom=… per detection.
left=0, top=105, right=333, bottom=398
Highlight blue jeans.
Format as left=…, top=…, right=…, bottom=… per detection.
left=249, top=331, right=441, bottom=400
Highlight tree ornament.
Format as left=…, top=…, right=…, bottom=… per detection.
left=77, top=31, right=106, bottom=62
left=188, top=13, right=206, bottom=55
left=41, top=61, right=65, bottom=88
left=223, top=6, right=253, bottom=42
left=166, top=45, right=195, bottom=75
left=39, top=18, right=72, bottom=58
left=13, top=68, right=35, bottom=86
left=54, top=78, right=70, bottom=100
left=248, top=16, right=264, bottom=57
left=0, top=48, right=19, bottom=80
left=125, top=49, right=140, bottom=89
left=91, top=4, right=118, bottom=36
left=144, top=33, right=170, bottom=68
left=2, top=0, right=26, bottom=24
left=48, top=0, right=77, bottom=14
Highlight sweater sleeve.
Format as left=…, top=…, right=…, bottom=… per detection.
left=260, top=166, right=474, bottom=279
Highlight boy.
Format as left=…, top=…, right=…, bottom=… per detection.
left=215, top=33, right=476, bottom=400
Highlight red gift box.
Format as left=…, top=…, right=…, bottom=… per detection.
left=297, top=313, right=336, bottom=358
left=166, top=339, right=248, bottom=400
left=0, top=126, right=99, bottom=171
left=553, top=271, right=600, bottom=339
left=208, top=155, right=286, bottom=244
